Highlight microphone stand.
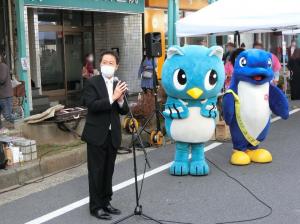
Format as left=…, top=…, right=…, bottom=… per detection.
left=112, top=93, right=162, bottom=224
left=128, top=57, right=165, bottom=148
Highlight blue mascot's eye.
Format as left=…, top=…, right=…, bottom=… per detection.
left=204, top=69, right=218, bottom=90
left=173, top=69, right=187, bottom=90
left=239, top=57, right=247, bottom=67
left=268, top=58, right=272, bottom=68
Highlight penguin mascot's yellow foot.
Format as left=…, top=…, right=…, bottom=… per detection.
left=246, top=149, right=272, bottom=163
left=230, top=150, right=251, bottom=165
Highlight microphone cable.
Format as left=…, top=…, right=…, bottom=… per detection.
left=207, top=157, right=273, bottom=224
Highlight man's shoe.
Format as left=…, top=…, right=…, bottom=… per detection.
left=91, top=209, right=112, bottom=220
left=104, top=204, right=121, bottom=215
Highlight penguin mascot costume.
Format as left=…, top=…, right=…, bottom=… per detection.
left=222, top=49, right=289, bottom=165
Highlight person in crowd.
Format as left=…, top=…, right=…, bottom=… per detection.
left=271, top=53, right=282, bottom=85
left=223, top=42, right=235, bottom=62
left=0, top=54, right=14, bottom=132
left=287, top=39, right=297, bottom=60
left=241, top=43, right=246, bottom=49
left=82, top=53, right=98, bottom=80
left=253, top=41, right=264, bottom=49
left=81, top=50, right=129, bottom=220
left=199, top=38, right=208, bottom=47
left=288, top=48, right=300, bottom=100
left=138, top=49, right=157, bottom=92
left=224, top=48, right=245, bottom=89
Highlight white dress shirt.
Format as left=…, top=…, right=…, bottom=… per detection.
left=103, top=75, right=124, bottom=130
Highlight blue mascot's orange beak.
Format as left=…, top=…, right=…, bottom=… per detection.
left=186, top=87, right=203, bottom=99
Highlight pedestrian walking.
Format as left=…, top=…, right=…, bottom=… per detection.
left=287, top=39, right=297, bottom=60
left=138, top=50, right=157, bottom=92
left=288, top=48, right=300, bottom=100
left=81, top=50, right=129, bottom=220
left=0, top=54, right=14, bottom=132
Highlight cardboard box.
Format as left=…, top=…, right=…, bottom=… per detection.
left=216, top=121, right=231, bottom=141
left=4, top=146, right=13, bottom=166
left=11, top=139, right=37, bottom=162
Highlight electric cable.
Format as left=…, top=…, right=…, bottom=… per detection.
left=207, top=157, right=273, bottom=224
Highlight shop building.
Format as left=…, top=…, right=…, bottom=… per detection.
left=12, top=0, right=144, bottom=114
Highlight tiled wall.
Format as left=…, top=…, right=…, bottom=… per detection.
left=94, top=12, right=143, bottom=93
left=27, top=8, right=42, bottom=94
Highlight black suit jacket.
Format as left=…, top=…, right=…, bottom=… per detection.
left=81, top=75, right=129, bottom=148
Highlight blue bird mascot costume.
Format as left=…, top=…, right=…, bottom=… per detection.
left=162, top=45, right=225, bottom=176
left=222, top=49, right=289, bottom=165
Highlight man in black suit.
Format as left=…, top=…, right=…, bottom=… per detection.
left=82, top=50, right=129, bottom=220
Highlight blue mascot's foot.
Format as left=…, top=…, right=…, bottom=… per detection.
left=189, top=160, right=209, bottom=176
left=170, top=161, right=189, bottom=176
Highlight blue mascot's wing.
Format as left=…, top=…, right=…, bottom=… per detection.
left=222, top=93, right=235, bottom=125
left=201, top=97, right=218, bottom=118
left=163, top=96, right=189, bottom=119
left=269, top=84, right=289, bottom=120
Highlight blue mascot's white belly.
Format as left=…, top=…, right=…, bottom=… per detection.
left=170, top=107, right=215, bottom=143
left=238, top=81, right=271, bottom=139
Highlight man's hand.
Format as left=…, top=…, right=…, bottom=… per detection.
left=113, top=81, right=127, bottom=102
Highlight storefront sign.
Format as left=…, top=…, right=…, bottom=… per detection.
left=24, top=0, right=144, bottom=13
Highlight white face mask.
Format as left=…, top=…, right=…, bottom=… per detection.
left=101, top=65, right=115, bottom=78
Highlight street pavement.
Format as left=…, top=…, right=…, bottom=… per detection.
left=0, top=104, right=300, bottom=224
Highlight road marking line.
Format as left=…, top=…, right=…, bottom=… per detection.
left=25, top=142, right=221, bottom=224
left=24, top=109, right=299, bottom=224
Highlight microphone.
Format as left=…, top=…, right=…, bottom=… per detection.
left=113, top=76, right=119, bottom=82
left=113, top=77, right=129, bottom=93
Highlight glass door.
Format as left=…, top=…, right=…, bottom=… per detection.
left=64, top=33, right=83, bottom=106
left=39, top=31, right=64, bottom=91
left=38, top=9, right=94, bottom=106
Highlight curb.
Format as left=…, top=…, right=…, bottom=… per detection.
left=0, top=144, right=87, bottom=191
left=0, top=129, right=158, bottom=191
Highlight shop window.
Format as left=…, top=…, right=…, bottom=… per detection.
left=38, top=9, right=62, bottom=25
left=63, top=11, right=82, bottom=27
left=83, top=12, right=93, bottom=27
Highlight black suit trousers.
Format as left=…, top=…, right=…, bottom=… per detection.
left=87, top=132, right=117, bottom=213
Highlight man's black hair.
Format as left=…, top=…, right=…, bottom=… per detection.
left=99, top=50, right=120, bottom=65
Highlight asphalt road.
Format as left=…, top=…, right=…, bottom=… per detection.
left=1, top=105, right=300, bottom=224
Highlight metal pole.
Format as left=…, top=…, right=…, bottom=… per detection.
left=208, top=0, right=217, bottom=47
left=168, top=0, right=174, bottom=46
left=168, top=0, right=179, bottom=46
left=297, top=34, right=300, bottom=48
left=15, top=0, right=30, bottom=117
left=174, top=0, right=179, bottom=45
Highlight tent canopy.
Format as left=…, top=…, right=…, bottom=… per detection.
left=176, top=0, right=300, bottom=37
left=282, top=29, right=300, bottom=35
